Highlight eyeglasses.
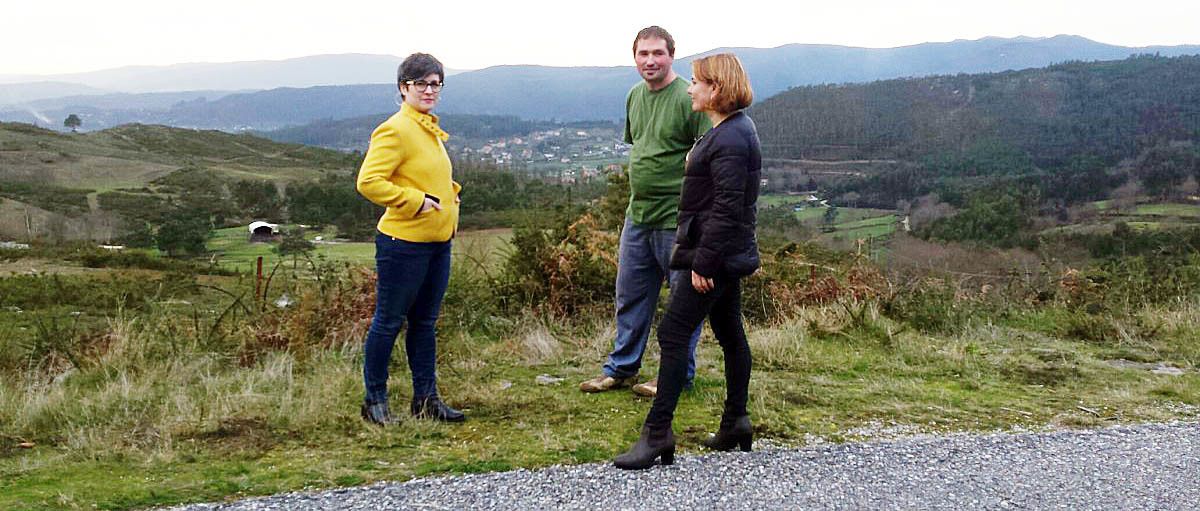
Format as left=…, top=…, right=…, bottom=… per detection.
left=404, top=80, right=444, bottom=93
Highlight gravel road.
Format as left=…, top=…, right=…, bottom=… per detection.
left=172, top=421, right=1199, bottom=510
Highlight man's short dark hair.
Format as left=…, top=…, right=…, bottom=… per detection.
left=633, top=26, right=675, bottom=57
left=397, top=53, right=444, bottom=93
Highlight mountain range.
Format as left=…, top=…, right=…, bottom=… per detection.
left=2, top=35, right=1198, bottom=129
left=0, top=54, right=469, bottom=98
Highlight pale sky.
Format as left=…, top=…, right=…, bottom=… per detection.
left=4, top=0, right=1198, bottom=76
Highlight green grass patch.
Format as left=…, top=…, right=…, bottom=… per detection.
left=2, top=292, right=1196, bottom=510
left=1131, top=203, right=1200, bottom=218
left=836, top=214, right=897, bottom=231
left=206, top=227, right=512, bottom=273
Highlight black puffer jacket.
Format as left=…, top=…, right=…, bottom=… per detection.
left=669, top=110, right=761, bottom=277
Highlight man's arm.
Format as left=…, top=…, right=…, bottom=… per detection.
left=624, top=88, right=635, bottom=145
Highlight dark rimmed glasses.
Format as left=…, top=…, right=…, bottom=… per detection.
left=403, top=80, right=444, bottom=93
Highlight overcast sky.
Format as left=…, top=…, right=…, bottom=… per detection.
left=5, top=0, right=1198, bottom=76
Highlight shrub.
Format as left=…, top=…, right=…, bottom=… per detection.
left=742, top=241, right=885, bottom=322
left=881, top=278, right=977, bottom=334
left=497, top=207, right=617, bottom=317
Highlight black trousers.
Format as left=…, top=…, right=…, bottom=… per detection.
left=645, top=273, right=752, bottom=430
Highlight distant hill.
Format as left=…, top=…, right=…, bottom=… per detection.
left=0, top=54, right=467, bottom=93
left=0, top=84, right=395, bottom=131
left=19, top=90, right=241, bottom=112
left=6, top=90, right=242, bottom=128
left=3, top=36, right=1199, bottom=129
left=680, top=35, right=1200, bottom=98
left=0, top=81, right=111, bottom=106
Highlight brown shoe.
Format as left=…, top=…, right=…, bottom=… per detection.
left=631, top=378, right=658, bottom=397
left=579, top=374, right=637, bottom=393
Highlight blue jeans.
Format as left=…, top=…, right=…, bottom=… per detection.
left=363, top=234, right=451, bottom=404
left=603, top=217, right=701, bottom=383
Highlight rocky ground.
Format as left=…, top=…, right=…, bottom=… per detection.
left=171, top=422, right=1199, bottom=510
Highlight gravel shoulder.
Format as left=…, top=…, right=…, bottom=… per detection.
left=171, top=422, right=1200, bottom=510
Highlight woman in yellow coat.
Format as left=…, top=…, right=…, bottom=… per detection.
left=356, top=53, right=464, bottom=424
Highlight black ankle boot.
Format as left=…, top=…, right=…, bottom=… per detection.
left=613, top=424, right=675, bottom=470
left=701, top=414, right=752, bottom=452
left=361, top=402, right=396, bottom=426
left=411, top=395, right=466, bottom=423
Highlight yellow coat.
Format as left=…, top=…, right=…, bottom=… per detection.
left=356, top=102, right=462, bottom=242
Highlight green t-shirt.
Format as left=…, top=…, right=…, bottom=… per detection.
left=624, top=77, right=711, bottom=229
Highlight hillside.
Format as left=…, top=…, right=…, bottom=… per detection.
left=0, top=120, right=598, bottom=244
left=258, top=112, right=555, bottom=152
left=0, top=122, right=352, bottom=188
left=0, top=122, right=359, bottom=241
left=751, top=55, right=1200, bottom=211
left=754, top=55, right=1200, bottom=162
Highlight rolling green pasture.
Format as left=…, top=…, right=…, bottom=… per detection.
left=827, top=214, right=898, bottom=240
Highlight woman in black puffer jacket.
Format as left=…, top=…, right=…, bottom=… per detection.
left=615, top=53, right=761, bottom=470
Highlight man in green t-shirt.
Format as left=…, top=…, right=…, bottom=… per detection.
left=580, top=26, right=710, bottom=397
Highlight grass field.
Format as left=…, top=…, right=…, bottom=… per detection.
left=207, top=227, right=513, bottom=273
left=758, top=195, right=815, bottom=208
left=1040, top=202, right=1200, bottom=236
left=825, top=214, right=898, bottom=241
left=3, top=287, right=1197, bottom=510
left=1131, top=203, right=1200, bottom=218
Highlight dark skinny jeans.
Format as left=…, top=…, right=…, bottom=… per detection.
left=645, top=274, right=751, bottom=430
left=362, top=234, right=451, bottom=405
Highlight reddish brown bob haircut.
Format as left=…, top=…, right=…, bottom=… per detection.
left=692, top=53, right=753, bottom=114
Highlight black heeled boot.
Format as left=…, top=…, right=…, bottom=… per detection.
left=361, top=402, right=397, bottom=426
left=701, top=414, right=752, bottom=452
left=411, top=395, right=466, bottom=423
left=613, top=424, right=675, bottom=470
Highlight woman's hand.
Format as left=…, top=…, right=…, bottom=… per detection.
left=419, top=197, right=443, bottom=213
left=691, top=271, right=714, bottom=294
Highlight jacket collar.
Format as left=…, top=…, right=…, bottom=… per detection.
left=400, top=102, right=450, bottom=142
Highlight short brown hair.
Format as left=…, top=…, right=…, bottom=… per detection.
left=397, top=52, right=444, bottom=93
left=691, top=53, right=753, bottom=114
left=633, top=26, right=675, bottom=57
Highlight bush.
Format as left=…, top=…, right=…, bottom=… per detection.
left=497, top=207, right=617, bottom=316
left=72, top=248, right=232, bottom=274
left=881, top=278, right=978, bottom=334
left=741, top=240, right=883, bottom=322
left=156, top=209, right=213, bottom=257
left=0, top=272, right=195, bottom=312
